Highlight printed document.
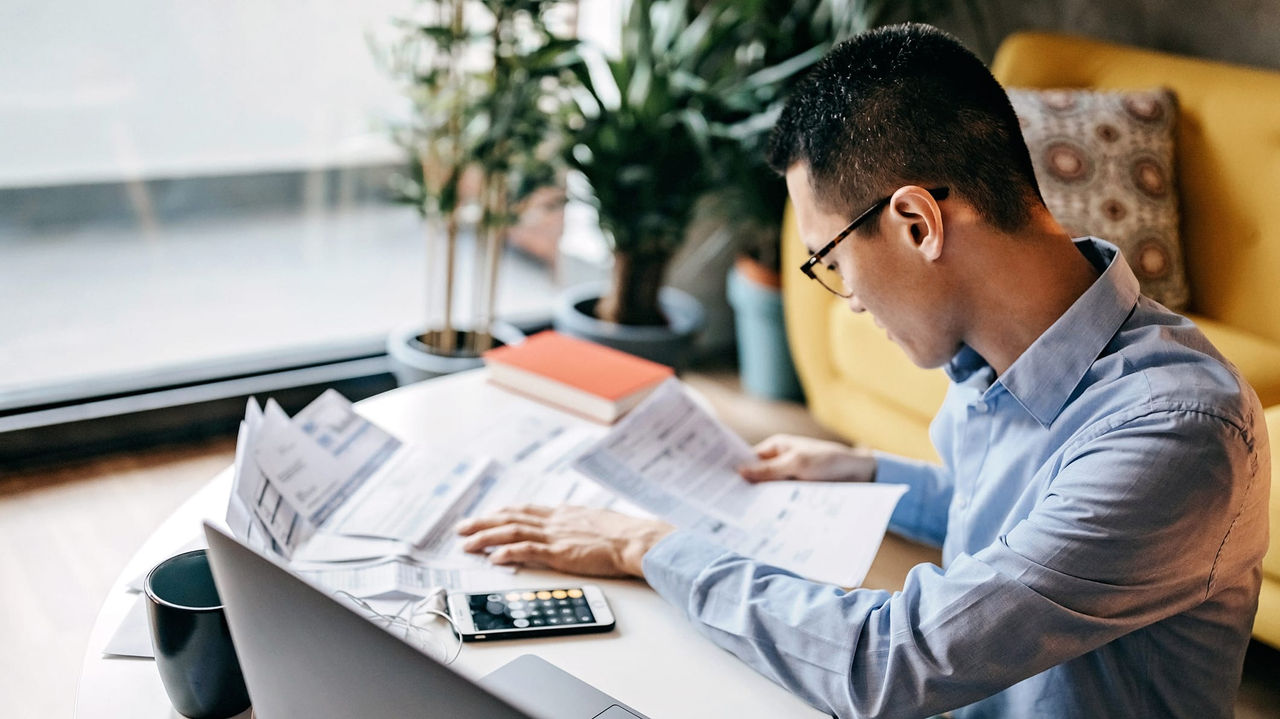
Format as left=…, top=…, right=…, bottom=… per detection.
left=254, top=391, right=403, bottom=529
left=228, top=390, right=629, bottom=567
left=296, top=559, right=514, bottom=599
left=328, top=450, right=491, bottom=546
left=228, top=399, right=313, bottom=554
left=573, top=380, right=907, bottom=587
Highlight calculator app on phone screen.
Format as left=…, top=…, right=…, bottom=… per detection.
left=448, top=585, right=615, bottom=641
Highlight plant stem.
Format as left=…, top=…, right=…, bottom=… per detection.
left=477, top=172, right=507, bottom=353
left=441, top=214, right=458, bottom=354
left=439, top=0, right=464, bottom=357
left=598, top=250, right=668, bottom=326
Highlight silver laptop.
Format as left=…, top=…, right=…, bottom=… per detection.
left=203, top=522, right=650, bottom=719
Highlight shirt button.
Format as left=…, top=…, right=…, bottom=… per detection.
left=972, top=401, right=989, bottom=413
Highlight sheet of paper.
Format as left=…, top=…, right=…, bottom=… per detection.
left=103, top=595, right=153, bottom=658
left=488, top=428, right=614, bottom=503
left=254, top=391, right=402, bottom=527
left=459, top=407, right=598, bottom=470
left=404, top=414, right=639, bottom=565
left=331, top=450, right=492, bottom=546
left=226, top=400, right=262, bottom=541
left=296, top=559, right=514, bottom=599
left=228, top=399, right=311, bottom=555
left=573, top=380, right=907, bottom=587
left=458, top=410, right=639, bottom=514
left=290, top=532, right=415, bottom=564
left=410, top=460, right=507, bottom=561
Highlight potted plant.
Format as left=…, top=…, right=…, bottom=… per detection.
left=378, top=0, right=580, bottom=383
left=550, top=0, right=761, bottom=367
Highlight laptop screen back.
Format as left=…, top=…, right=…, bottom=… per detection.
left=203, top=522, right=533, bottom=719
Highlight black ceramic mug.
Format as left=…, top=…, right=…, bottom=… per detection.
left=144, top=549, right=252, bottom=719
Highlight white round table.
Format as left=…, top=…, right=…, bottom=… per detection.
left=75, top=370, right=930, bottom=718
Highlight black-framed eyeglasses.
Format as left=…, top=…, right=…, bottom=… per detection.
left=799, top=186, right=950, bottom=298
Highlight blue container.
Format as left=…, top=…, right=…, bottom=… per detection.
left=727, top=266, right=803, bottom=401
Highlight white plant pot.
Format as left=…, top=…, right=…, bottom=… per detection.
left=386, top=322, right=523, bottom=386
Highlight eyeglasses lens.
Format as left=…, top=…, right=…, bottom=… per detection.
left=812, top=263, right=848, bottom=297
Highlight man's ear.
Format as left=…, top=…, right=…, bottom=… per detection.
left=888, top=186, right=945, bottom=262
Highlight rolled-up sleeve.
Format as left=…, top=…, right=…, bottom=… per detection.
left=642, top=408, right=1260, bottom=719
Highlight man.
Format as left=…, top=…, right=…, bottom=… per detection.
left=458, top=24, right=1269, bottom=718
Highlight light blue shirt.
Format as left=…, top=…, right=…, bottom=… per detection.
left=643, top=239, right=1270, bottom=718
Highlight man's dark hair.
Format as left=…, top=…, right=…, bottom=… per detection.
left=768, top=23, right=1043, bottom=233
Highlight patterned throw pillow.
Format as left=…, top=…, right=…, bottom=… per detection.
left=1007, top=88, right=1188, bottom=311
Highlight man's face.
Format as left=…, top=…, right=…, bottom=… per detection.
left=785, top=164, right=958, bottom=369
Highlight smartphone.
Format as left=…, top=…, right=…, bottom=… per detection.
left=446, top=585, right=616, bottom=642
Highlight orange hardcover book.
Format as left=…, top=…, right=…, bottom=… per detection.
left=482, top=331, right=674, bottom=423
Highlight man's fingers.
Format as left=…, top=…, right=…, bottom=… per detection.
left=739, top=454, right=797, bottom=483
left=744, top=436, right=795, bottom=480
left=509, top=504, right=555, bottom=517
left=461, top=524, right=549, bottom=553
left=489, top=541, right=552, bottom=567
left=455, top=510, right=546, bottom=536
left=752, top=435, right=787, bottom=460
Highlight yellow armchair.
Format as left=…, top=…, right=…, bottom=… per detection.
left=782, top=32, right=1280, bottom=647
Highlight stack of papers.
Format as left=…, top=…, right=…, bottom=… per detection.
left=224, top=382, right=909, bottom=594
left=225, top=390, right=624, bottom=598
left=226, top=389, right=483, bottom=558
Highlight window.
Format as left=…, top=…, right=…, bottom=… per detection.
left=0, top=1, right=615, bottom=461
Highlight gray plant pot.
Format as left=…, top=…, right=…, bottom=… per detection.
left=552, top=282, right=705, bottom=369
left=386, top=322, right=523, bottom=386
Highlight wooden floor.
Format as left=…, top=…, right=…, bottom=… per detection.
left=2, top=370, right=1278, bottom=718
left=0, top=436, right=236, bottom=718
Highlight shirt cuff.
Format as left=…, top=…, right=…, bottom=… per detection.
left=641, top=530, right=733, bottom=611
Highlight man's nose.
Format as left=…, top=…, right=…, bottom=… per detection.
left=847, top=295, right=867, bottom=313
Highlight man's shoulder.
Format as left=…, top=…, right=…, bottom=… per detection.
left=1068, top=298, right=1258, bottom=437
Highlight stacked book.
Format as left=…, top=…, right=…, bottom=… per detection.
left=482, top=330, right=673, bottom=424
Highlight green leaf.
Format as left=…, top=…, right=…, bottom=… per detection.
left=670, top=3, right=715, bottom=63
left=649, top=0, right=689, bottom=55
left=739, top=44, right=827, bottom=91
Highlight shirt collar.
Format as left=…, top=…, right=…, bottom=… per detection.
left=946, top=237, right=1141, bottom=427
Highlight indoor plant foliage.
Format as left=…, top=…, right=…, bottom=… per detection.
left=381, top=0, right=579, bottom=359
left=562, top=0, right=759, bottom=328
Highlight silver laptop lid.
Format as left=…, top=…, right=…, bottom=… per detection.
left=204, top=521, right=532, bottom=719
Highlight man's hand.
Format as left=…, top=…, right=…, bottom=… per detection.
left=456, top=505, right=675, bottom=578
left=738, top=434, right=877, bottom=483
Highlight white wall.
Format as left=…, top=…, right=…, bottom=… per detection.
left=0, top=0, right=413, bottom=187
